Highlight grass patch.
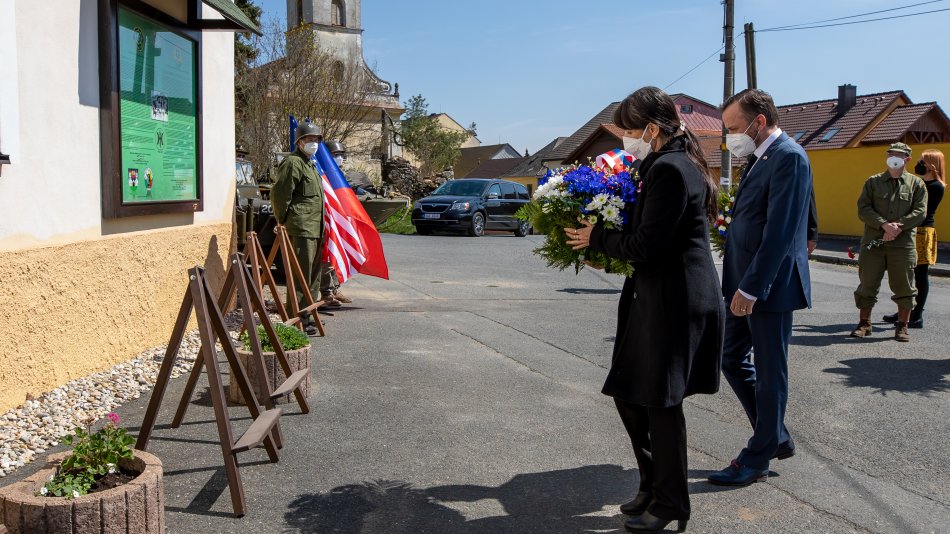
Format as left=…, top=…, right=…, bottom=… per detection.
left=377, top=207, right=416, bottom=235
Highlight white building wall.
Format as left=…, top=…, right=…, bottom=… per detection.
left=0, top=0, right=235, bottom=252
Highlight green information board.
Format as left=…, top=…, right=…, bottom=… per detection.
left=118, top=8, right=198, bottom=204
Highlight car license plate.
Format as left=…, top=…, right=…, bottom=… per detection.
left=423, top=213, right=440, bottom=219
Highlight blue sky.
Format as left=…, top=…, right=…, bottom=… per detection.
left=255, top=0, right=950, bottom=154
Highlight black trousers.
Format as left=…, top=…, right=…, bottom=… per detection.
left=913, top=264, right=930, bottom=319
left=614, top=398, right=690, bottom=520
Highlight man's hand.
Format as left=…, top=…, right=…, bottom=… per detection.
left=881, top=221, right=903, bottom=241
left=807, top=240, right=817, bottom=255
left=730, top=290, right=756, bottom=317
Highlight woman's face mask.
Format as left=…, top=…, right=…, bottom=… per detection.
left=623, top=126, right=656, bottom=160
left=915, top=160, right=928, bottom=175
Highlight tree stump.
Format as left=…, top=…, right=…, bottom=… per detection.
left=227, top=345, right=312, bottom=405
left=0, top=450, right=164, bottom=534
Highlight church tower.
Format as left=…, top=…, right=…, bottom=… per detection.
left=286, top=0, right=395, bottom=95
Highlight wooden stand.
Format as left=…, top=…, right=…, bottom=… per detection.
left=244, top=227, right=327, bottom=337
left=135, top=254, right=311, bottom=517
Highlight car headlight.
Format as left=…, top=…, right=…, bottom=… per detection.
left=450, top=201, right=470, bottom=211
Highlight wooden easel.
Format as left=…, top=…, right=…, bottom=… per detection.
left=135, top=255, right=310, bottom=517
left=245, top=226, right=327, bottom=337
left=170, top=253, right=312, bottom=431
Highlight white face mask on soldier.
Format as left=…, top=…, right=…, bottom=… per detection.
left=726, top=120, right=759, bottom=157
left=334, top=156, right=344, bottom=167
left=886, top=156, right=906, bottom=170
left=302, top=142, right=319, bottom=156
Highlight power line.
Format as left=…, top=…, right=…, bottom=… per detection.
left=757, top=6, right=950, bottom=33
left=663, top=45, right=725, bottom=91
left=760, top=0, right=945, bottom=31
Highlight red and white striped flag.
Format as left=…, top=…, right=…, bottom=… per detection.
left=313, top=144, right=389, bottom=284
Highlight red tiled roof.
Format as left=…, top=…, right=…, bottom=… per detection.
left=466, top=157, right=526, bottom=179
left=777, top=90, right=906, bottom=150
left=672, top=95, right=724, bottom=132
left=863, top=103, right=937, bottom=144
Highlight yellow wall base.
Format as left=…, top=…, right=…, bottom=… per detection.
left=0, top=223, right=233, bottom=413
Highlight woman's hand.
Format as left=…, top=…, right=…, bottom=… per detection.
left=564, top=219, right=594, bottom=250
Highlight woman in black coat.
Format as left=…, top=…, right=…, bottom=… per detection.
left=566, top=86, right=724, bottom=533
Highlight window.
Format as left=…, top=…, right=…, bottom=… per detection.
left=680, top=104, right=693, bottom=113
left=331, top=0, right=346, bottom=26
left=487, top=184, right=502, bottom=199
left=791, top=131, right=806, bottom=142
left=500, top=183, right=517, bottom=200
left=818, top=128, right=840, bottom=143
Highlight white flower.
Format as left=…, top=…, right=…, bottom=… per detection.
left=719, top=225, right=727, bottom=231
left=40, top=486, right=48, bottom=495
left=729, top=196, right=736, bottom=202
left=601, top=205, right=621, bottom=225
left=107, top=463, right=117, bottom=474
left=586, top=193, right=609, bottom=211
left=725, top=217, right=732, bottom=224
left=72, top=490, right=80, bottom=499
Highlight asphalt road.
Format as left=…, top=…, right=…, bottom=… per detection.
left=11, top=232, right=950, bottom=533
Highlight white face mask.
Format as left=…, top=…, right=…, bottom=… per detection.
left=726, top=120, right=759, bottom=157
left=301, top=142, right=319, bottom=156
left=334, top=155, right=345, bottom=167
left=886, top=156, right=906, bottom=170
left=623, top=127, right=655, bottom=160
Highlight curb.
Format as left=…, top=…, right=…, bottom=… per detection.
left=810, top=253, right=950, bottom=277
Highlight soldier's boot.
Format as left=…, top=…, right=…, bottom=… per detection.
left=850, top=309, right=874, bottom=338
left=333, top=290, right=353, bottom=304
left=894, top=322, right=911, bottom=342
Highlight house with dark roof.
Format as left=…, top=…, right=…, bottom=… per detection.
left=782, top=85, right=950, bottom=238
left=454, top=143, right=522, bottom=179
left=501, top=137, right=570, bottom=195
left=466, top=157, right=526, bottom=179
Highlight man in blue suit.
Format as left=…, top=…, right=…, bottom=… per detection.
left=708, top=89, right=813, bottom=486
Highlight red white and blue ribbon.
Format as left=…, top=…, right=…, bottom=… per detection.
left=595, top=149, right=636, bottom=171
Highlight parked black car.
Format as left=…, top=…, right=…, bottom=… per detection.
left=412, top=178, right=531, bottom=237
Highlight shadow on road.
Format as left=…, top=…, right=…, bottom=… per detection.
left=557, top=288, right=622, bottom=295
left=824, top=357, right=950, bottom=396
left=284, top=464, right=635, bottom=533
left=283, top=465, right=733, bottom=533
left=791, top=323, right=891, bottom=346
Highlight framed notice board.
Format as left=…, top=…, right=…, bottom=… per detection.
left=99, top=0, right=203, bottom=218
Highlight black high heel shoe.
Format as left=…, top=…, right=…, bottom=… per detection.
left=620, top=492, right=652, bottom=515
left=624, top=510, right=687, bottom=533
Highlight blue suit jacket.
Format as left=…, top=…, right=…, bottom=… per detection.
left=722, top=132, right=812, bottom=312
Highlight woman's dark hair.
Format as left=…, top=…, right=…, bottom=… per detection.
left=613, top=86, right=719, bottom=222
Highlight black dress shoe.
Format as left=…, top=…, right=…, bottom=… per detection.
left=908, top=317, right=923, bottom=329
left=707, top=460, right=768, bottom=486
left=620, top=491, right=652, bottom=515
left=882, top=312, right=898, bottom=323
left=773, top=440, right=795, bottom=460
left=624, top=510, right=687, bottom=533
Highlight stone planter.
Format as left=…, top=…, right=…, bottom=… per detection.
left=0, top=449, right=164, bottom=533
left=227, top=345, right=312, bottom=405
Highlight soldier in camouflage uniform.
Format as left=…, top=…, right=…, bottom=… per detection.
left=850, top=142, right=927, bottom=342
left=271, top=122, right=325, bottom=335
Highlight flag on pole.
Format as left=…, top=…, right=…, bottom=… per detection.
left=289, top=115, right=299, bottom=151
left=312, top=143, right=389, bottom=283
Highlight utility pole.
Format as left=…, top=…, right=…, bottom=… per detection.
left=744, top=22, right=757, bottom=89
left=720, top=0, right=735, bottom=186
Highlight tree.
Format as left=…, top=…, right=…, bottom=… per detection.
left=399, top=95, right=475, bottom=177
left=236, top=22, right=387, bottom=181
left=234, top=0, right=262, bottom=145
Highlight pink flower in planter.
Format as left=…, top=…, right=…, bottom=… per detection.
left=107, top=412, right=120, bottom=425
